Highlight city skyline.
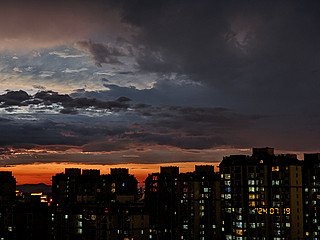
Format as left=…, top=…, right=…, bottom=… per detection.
left=1, top=147, right=320, bottom=239
left=1, top=0, right=320, bottom=185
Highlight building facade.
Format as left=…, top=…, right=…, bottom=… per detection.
left=303, top=153, right=320, bottom=239
left=145, top=165, right=220, bottom=240
left=219, top=148, right=304, bottom=240
left=51, top=168, right=148, bottom=240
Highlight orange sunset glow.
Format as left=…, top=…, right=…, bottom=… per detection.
left=0, top=162, right=219, bottom=187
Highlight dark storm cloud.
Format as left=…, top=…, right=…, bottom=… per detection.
left=0, top=90, right=31, bottom=106
left=71, top=81, right=220, bottom=108
left=0, top=89, right=259, bottom=152
left=0, top=90, right=131, bottom=112
left=0, top=120, right=82, bottom=147
left=126, top=105, right=258, bottom=149
left=0, top=117, right=11, bottom=122
left=118, top=0, right=320, bottom=84
left=0, top=117, right=131, bottom=151
left=1, top=0, right=320, bottom=154
left=75, top=40, right=123, bottom=67
left=103, top=0, right=320, bottom=117
left=60, top=108, right=78, bottom=115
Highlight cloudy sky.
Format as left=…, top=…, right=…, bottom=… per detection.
left=1, top=0, right=320, bottom=184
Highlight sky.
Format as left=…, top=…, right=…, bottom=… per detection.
left=1, top=0, right=320, bottom=185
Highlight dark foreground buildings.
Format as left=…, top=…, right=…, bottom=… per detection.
left=145, top=165, right=220, bottom=240
left=219, top=148, right=303, bottom=239
left=1, top=148, right=320, bottom=239
left=51, top=168, right=148, bottom=240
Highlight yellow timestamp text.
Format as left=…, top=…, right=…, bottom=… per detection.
left=254, top=207, right=290, bottom=215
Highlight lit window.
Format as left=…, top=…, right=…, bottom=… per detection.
left=249, top=209, right=255, bottom=214
left=249, top=223, right=256, bottom=228
left=236, top=222, right=243, bottom=228
left=225, top=174, right=231, bottom=179
left=248, top=180, right=255, bottom=185
left=272, top=166, right=279, bottom=171
left=65, top=215, right=68, bottom=219
left=272, top=180, right=280, bottom=186
left=249, top=194, right=255, bottom=200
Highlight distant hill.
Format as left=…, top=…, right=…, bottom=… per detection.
left=17, top=183, right=51, bottom=194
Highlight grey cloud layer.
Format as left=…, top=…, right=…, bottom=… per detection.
left=113, top=0, right=320, bottom=114
left=75, top=40, right=134, bottom=67
left=1, top=0, right=320, bottom=155
left=0, top=90, right=130, bottom=111
left=0, top=90, right=259, bottom=152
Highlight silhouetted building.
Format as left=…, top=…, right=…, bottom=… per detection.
left=0, top=171, right=16, bottom=239
left=303, top=153, right=320, bottom=239
left=0, top=172, right=50, bottom=240
left=145, top=165, right=220, bottom=240
left=219, top=147, right=304, bottom=239
left=4, top=148, right=320, bottom=239
left=51, top=168, right=142, bottom=240
left=0, top=171, right=16, bottom=203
